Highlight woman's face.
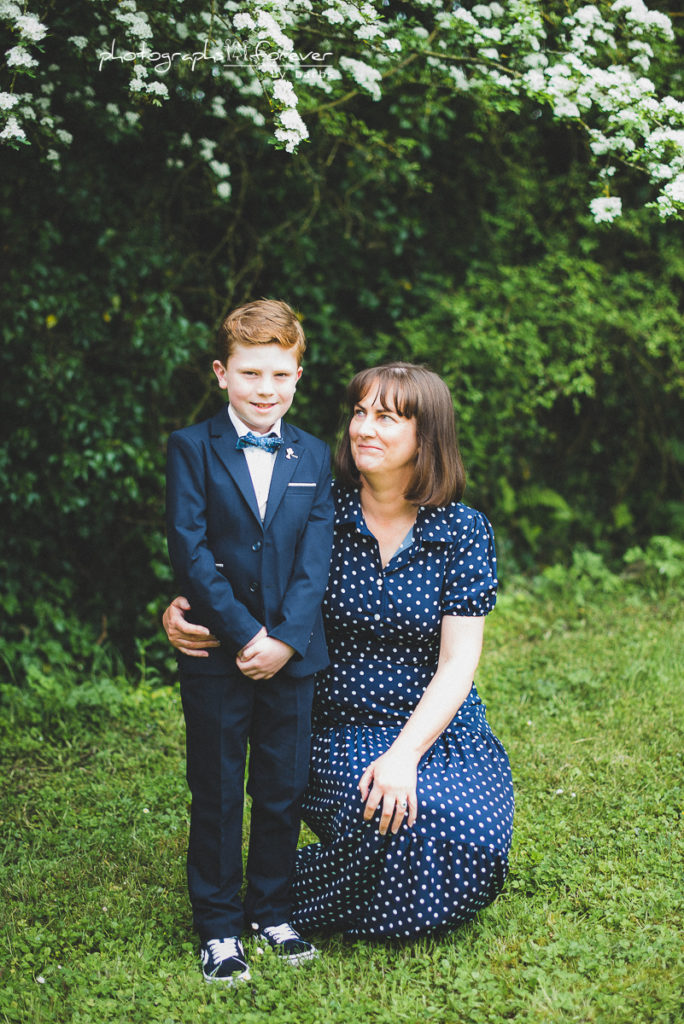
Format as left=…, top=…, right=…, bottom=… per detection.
left=349, top=387, right=418, bottom=480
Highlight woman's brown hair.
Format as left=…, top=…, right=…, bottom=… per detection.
left=335, top=362, right=466, bottom=506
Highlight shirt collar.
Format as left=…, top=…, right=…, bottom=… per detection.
left=228, top=404, right=282, bottom=438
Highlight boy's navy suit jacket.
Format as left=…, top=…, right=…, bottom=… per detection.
left=166, top=407, right=334, bottom=678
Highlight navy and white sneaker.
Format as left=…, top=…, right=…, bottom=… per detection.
left=200, top=937, right=251, bottom=984
left=251, top=922, right=318, bottom=965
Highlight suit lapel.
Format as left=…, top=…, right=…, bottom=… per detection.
left=209, top=408, right=263, bottom=527
left=263, top=423, right=300, bottom=531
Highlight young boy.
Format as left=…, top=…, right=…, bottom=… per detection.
left=165, top=299, right=334, bottom=984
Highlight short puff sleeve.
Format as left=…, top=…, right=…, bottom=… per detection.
left=441, top=507, right=498, bottom=616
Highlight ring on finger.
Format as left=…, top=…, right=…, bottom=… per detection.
left=399, top=799, right=408, bottom=811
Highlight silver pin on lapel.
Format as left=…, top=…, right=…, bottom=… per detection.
left=286, top=448, right=298, bottom=459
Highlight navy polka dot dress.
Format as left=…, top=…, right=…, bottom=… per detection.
left=292, top=486, right=514, bottom=939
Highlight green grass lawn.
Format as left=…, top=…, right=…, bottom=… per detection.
left=1, top=569, right=682, bottom=1023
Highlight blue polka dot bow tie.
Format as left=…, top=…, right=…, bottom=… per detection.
left=236, top=432, right=285, bottom=454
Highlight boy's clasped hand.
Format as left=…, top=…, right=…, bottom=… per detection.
left=236, top=626, right=295, bottom=680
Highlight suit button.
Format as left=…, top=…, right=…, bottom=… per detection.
left=252, top=540, right=262, bottom=551
left=249, top=581, right=260, bottom=593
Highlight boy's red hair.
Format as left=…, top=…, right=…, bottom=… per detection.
left=216, top=299, right=306, bottom=365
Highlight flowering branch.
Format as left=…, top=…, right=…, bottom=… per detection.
left=1, top=1, right=682, bottom=219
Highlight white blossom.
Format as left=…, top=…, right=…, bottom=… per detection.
left=6, top=46, right=39, bottom=69
left=0, top=115, right=25, bottom=140
left=115, top=9, right=153, bottom=41
left=146, top=81, right=168, bottom=98
left=660, top=97, right=684, bottom=116
left=296, top=68, right=333, bottom=93
left=239, top=76, right=265, bottom=96
left=199, top=137, right=217, bottom=160
left=233, top=13, right=255, bottom=31
left=0, top=0, right=682, bottom=219
left=279, top=107, right=307, bottom=133
left=275, top=127, right=304, bottom=152
left=321, top=7, right=344, bottom=25
left=216, top=180, right=232, bottom=200
left=274, top=105, right=310, bottom=151
left=257, top=57, right=280, bottom=77
left=590, top=195, right=622, bottom=223
left=553, top=98, right=581, bottom=119
left=212, top=96, right=227, bottom=118
left=236, top=104, right=266, bottom=127
left=612, top=0, right=673, bottom=40
left=16, top=14, right=47, bottom=42
left=273, top=78, right=297, bottom=107
left=209, top=159, right=230, bottom=178
left=256, top=11, right=293, bottom=52
left=449, top=67, right=471, bottom=91
left=339, top=56, right=382, bottom=100
left=523, top=70, right=546, bottom=93
left=335, top=2, right=365, bottom=24
left=355, top=24, right=382, bottom=41
left=589, top=133, right=611, bottom=155
left=649, top=162, right=673, bottom=181
left=660, top=174, right=684, bottom=204
left=453, top=9, right=477, bottom=28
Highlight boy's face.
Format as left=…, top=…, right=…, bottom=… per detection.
left=213, top=342, right=303, bottom=434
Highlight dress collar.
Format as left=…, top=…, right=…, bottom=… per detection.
left=334, top=486, right=454, bottom=544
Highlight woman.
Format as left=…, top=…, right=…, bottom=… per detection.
left=164, top=363, right=513, bottom=939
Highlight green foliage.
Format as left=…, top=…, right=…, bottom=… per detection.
left=1, top=573, right=682, bottom=1023
left=1, top=3, right=682, bottom=667
left=0, top=574, right=135, bottom=744
left=623, top=534, right=684, bottom=598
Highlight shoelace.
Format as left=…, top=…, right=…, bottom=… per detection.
left=263, top=923, right=300, bottom=943
left=206, top=937, right=241, bottom=962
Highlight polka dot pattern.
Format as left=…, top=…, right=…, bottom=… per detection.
left=292, top=486, right=514, bottom=939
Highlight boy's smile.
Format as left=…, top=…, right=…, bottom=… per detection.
left=213, top=342, right=303, bottom=434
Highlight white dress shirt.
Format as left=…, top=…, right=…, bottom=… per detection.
left=228, top=404, right=281, bottom=521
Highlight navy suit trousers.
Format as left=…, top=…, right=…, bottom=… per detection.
left=179, top=667, right=314, bottom=940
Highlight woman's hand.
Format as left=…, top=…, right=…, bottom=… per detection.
left=162, top=596, right=220, bottom=657
left=359, top=749, right=418, bottom=835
